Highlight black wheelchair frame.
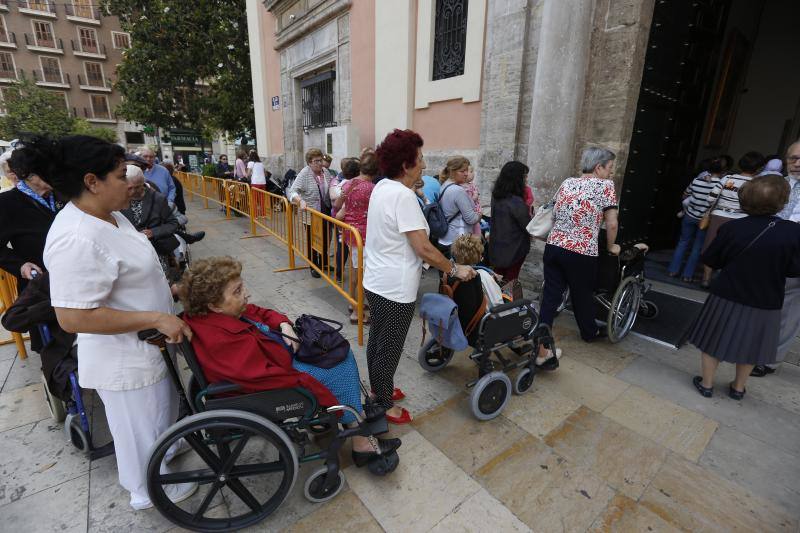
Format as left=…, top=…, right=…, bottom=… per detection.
left=138, top=330, right=397, bottom=532
left=418, top=298, right=556, bottom=421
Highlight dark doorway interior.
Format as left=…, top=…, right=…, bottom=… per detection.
left=619, top=0, right=800, bottom=249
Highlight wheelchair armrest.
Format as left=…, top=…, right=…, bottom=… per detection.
left=489, top=299, right=531, bottom=315
left=206, top=381, right=242, bottom=396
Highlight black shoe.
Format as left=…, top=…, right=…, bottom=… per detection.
left=750, top=365, right=775, bottom=377
left=352, top=437, right=402, bottom=467
left=587, top=328, right=607, bottom=342
left=310, top=269, right=321, bottom=279
left=728, top=383, right=746, bottom=401
left=179, top=230, right=205, bottom=244
left=693, top=376, right=713, bottom=398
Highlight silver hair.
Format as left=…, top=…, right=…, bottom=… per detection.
left=125, top=164, right=145, bottom=182
left=580, top=147, right=616, bottom=174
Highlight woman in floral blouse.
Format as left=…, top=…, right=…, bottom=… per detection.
left=537, top=147, right=620, bottom=369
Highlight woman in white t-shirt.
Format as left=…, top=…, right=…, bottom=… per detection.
left=247, top=150, right=267, bottom=215
left=31, top=136, right=195, bottom=511
left=364, top=129, right=475, bottom=424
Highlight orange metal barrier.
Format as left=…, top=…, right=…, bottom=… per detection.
left=288, top=203, right=365, bottom=345
left=226, top=180, right=252, bottom=220
left=250, top=188, right=291, bottom=248
left=0, top=269, right=28, bottom=359
left=201, top=175, right=228, bottom=211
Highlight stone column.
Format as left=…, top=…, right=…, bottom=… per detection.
left=374, top=0, right=415, bottom=143
left=526, top=0, right=596, bottom=201
left=246, top=0, right=271, bottom=158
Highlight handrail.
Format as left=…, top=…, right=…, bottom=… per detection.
left=0, top=269, right=28, bottom=359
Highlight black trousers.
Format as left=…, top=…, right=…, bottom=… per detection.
left=540, top=244, right=600, bottom=341
left=305, top=222, right=329, bottom=270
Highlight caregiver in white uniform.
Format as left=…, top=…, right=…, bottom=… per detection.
left=33, top=135, right=195, bottom=510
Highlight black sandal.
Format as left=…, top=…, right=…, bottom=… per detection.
left=728, top=383, right=746, bottom=401
left=692, top=376, right=713, bottom=398
left=352, top=437, right=402, bottom=467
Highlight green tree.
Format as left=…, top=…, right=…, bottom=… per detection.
left=102, top=0, right=255, bottom=143
left=72, top=118, right=119, bottom=143
left=0, top=77, right=75, bottom=138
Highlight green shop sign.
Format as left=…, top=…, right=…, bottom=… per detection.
left=169, top=130, right=204, bottom=147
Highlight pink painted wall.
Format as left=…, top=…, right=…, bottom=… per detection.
left=261, top=10, right=284, bottom=154
left=413, top=100, right=482, bottom=150
left=350, top=0, right=376, bottom=149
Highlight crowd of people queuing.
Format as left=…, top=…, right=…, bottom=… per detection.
left=0, top=128, right=799, bottom=513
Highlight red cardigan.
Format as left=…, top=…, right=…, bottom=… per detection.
left=183, top=304, right=338, bottom=406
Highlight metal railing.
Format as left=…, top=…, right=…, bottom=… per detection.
left=0, top=269, right=28, bottom=359
left=174, top=172, right=366, bottom=345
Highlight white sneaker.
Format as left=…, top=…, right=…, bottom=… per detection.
left=130, top=482, right=198, bottom=511
left=164, top=438, right=193, bottom=464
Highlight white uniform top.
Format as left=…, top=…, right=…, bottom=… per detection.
left=248, top=161, right=266, bottom=185
left=44, top=202, right=174, bottom=391
left=363, top=178, right=429, bottom=303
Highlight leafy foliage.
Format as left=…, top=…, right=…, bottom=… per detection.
left=72, top=118, right=119, bottom=143
left=102, top=0, right=255, bottom=141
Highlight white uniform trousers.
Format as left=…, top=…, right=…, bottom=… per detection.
left=773, top=277, right=800, bottom=368
left=97, top=376, right=178, bottom=505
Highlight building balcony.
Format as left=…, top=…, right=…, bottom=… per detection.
left=71, top=40, right=107, bottom=59
left=78, top=74, right=112, bottom=92
left=0, top=0, right=8, bottom=11
left=82, top=106, right=115, bottom=123
left=0, top=67, right=17, bottom=83
left=32, top=69, right=70, bottom=88
left=0, top=31, right=17, bottom=49
left=18, top=2, right=57, bottom=18
left=24, top=34, right=64, bottom=54
left=65, top=4, right=101, bottom=25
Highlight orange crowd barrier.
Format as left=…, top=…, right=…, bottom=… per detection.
left=0, top=269, right=28, bottom=359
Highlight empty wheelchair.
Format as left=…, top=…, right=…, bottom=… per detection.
left=139, top=330, right=398, bottom=532
left=418, top=278, right=556, bottom=421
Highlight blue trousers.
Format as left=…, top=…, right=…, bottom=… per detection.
left=668, top=215, right=706, bottom=279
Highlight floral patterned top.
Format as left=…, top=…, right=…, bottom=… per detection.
left=547, top=176, right=618, bottom=257
left=341, top=177, right=375, bottom=247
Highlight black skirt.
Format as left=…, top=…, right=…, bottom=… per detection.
left=688, top=294, right=780, bottom=365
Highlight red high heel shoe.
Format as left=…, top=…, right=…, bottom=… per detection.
left=386, top=407, right=413, bottom=425
left=392, top=387, right=406, bottom=402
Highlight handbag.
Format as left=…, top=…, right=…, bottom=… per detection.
left=527, top=184, right=563, bottom=240
left=699, top=178, right=731, bottom=230
left=284, top=314, right=350, bottom=369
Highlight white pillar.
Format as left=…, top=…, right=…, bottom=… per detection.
left=374, top=0, right=415, bottom=142
left=527, top=0, right=596, bottom=197
left=246, top=0, right=270, bottom=156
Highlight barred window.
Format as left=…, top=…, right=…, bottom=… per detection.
left=79, top=27, right=98, bottom=54
left=112, top=31, right=130, bottom=49
left=41, top=56, right=62, bottom=83
left=0, top=52, right=15, bottom=79
left=432, top=0, right=468, bottom=81
left=300, top=71, right=336, bottom=131
left=33, top=21, right=55, bottom=48
left=90, top=94, right=110, bottom=119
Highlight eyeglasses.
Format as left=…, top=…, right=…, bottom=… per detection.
left=788, top=156, right=800, bottom=163
left=311, top=159, right=324, bottom=164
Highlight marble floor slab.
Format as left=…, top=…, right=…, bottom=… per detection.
left=2, top=351, right=44, bottom=392
left=544, top=406, right=669, bottom=500
left=0, top=474, right=89, bottom=533
left=0, top=341, right=19, bottom=362
left=0, top=357, right=13, bottom=388
left=500, top=381, right=582, bottom=440
left=602, top=385, right=718, bottom=461
left=588, top=494, right=682, bottom=533
left=0, top=382, right=51, bottom=432
left=533, top=356, right=630, bottom=412
left=428, top=488, right=530, bottom=532
left=640, top=454, right=798, bottom=532
left=283, top=490, right=382, bottom=533
left=554, top=329, right=638, bottom=376
left=344, top=429, right=481, bottom=533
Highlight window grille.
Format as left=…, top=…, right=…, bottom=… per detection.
left=112, top=31, right=130, bottom=49
left=432, top=0, right=468, bottom=81
left=300, top=71, right=336, bottom=131
left=79, top=27, right=98, bottom=53
left=0, top=51, right=14, bottom=78
left=41, top=57, right=61, bottom=83
left=33, top=21, right=55, bottom=48
left=90, top=94, right=110, bottom=119
left=85, top=61, right=103, bottom=86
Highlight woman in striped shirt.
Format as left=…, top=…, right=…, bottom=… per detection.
left=668, top=158, right=723, bottom=282
left=700, top=151, right=765, bottom=288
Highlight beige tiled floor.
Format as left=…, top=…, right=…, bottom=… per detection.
left=1, top=199, right=799, bottom=532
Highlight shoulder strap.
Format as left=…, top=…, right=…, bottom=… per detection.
left=464, top=295, right=488, bottom=337
left=727, top=221, right=776, bottom=266
left=439, top=183, right=466, bottom=223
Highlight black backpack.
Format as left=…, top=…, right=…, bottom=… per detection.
left=423, top=184, right=460, bottom=240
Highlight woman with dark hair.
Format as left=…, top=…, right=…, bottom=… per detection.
left=489, top=161, right=533, bottom=281
left=364, top=129, right=475, bottom=424
left=701, top=151, right=765, bottom=288
left=33, top=135, right=195, bottom=510
left=689, top=175, right=800, bottom=401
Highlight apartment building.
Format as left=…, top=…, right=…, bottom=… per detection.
left=0, top=0, right=144, bottom=146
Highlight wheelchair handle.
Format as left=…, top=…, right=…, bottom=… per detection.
left=137, top=328, right=165, bottom=342
left=489, top=298, right=532, bottom=315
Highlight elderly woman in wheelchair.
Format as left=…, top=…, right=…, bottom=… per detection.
left=140, top=256, right=399, bottom=531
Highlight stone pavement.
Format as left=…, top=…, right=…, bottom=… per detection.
left=1, top=199, right=799, bottom=533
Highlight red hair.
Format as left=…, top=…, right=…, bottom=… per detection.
left=376, top=129, right=424, bottom=178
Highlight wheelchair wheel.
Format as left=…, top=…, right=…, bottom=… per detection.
left=639, top=299, right=659, bottom=320
left=538, top=281, right=570, bottom=313
left=367, top=450, right=400, bottom=476
left=146, top=410, right=298, bottom=533
left=418, top=339, right=454, bottom=373
left=303, top=467, right=345, bottom=503
left=469, top=372, right=512, bottom=421
left=65, top=414, right=90, bottom=453
left=41, top=373, right=66, bottom=423
left=513, top=367, right=535, bottom=395
left=606, top=277, right=642, bottom=343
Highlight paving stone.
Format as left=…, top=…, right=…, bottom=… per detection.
left=0, top=357, right=13, bottom=388
left=164, top=504, right=230, bottom=533
left=588, top=494, right=681, bottom=532
left=283, top=490, right=382, bottom=533
left=0, top=382, right=51, bottom=432
left=429, top=488, right=531, bottom=532
left=412, top=393, right=530, bottom=475
left=699, top=425, right=800, bottom=519
left=544, top=406, right=668, bottom=499
left=533, top=356, right=630, bottom=412
left=2, top=351, right=43, bottom=392
left=0, top=341, right=19, bottom=362
left=344, top=429, right=481, bottom=533
left=639, top=454, right=798, bottom=532
left=0, top=419, right=90, bottom=506
left=555, top=329, right=638, bottom=375
left=0, top=474, right=89, bottom=533
left=502, top=381, right=582, bottom=439
left=616, top=356, right=800, bottom=458
left=602, top=385, right=718, bottom=462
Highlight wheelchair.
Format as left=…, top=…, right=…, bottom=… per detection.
left=138, top=330, right=399, bottom=532
left=546, top=244, right=659, bottom=343
left=417, top=289, right=556, bottom=421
